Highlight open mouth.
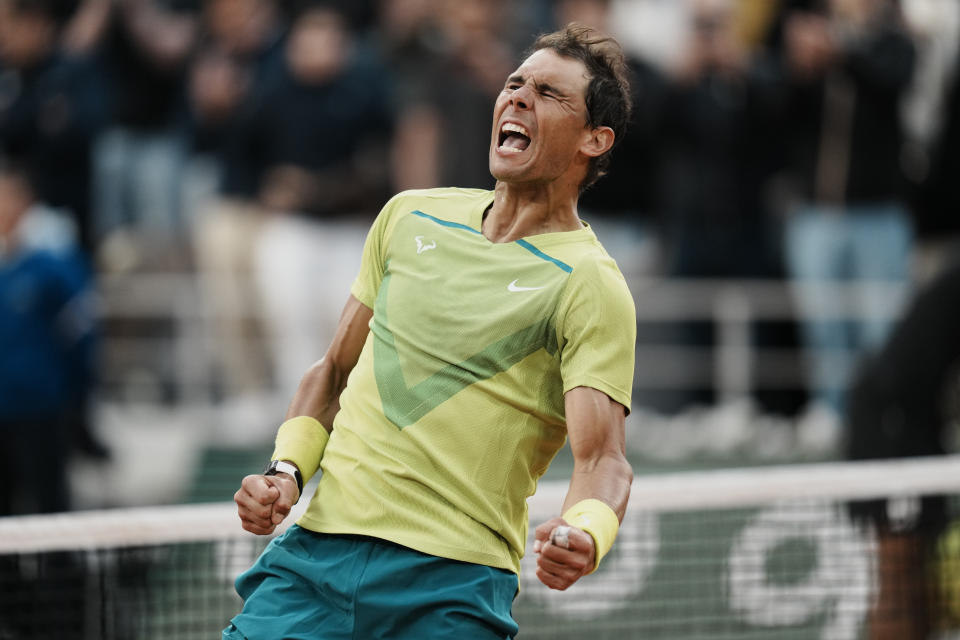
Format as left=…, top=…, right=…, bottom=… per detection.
left=498, top=122, right=531, bottom=153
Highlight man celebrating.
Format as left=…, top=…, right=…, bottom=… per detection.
left=226, top=23, right=635, bottom=639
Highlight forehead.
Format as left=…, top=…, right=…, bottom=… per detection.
left=511, top=49, right=590, bottom=96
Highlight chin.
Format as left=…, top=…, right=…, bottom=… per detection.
left=489, top=157, right=528, bottom=183
left=490, top=168, right=521, bottom=184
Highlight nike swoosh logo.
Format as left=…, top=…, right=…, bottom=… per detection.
left=508, top=279, right=546, bottom=292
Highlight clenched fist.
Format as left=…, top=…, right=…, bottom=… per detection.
left=532, top=516, right=596, bottom=591
left=234, top=473, right=300, bottom=535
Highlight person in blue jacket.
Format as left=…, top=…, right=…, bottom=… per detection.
left=0, top=159, right=98, bottom=515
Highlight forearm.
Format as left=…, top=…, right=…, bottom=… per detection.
left=284, top=358, right=345, bottom=433
left=562, top=386, right=633, bottom=520
left=274, top=296, right=372, bottom=480
left=273, top=356, right=351, bottom=481
left=563, top=451, right=633, bottom=522
left=554, top=386, right=633, bottom=575
left=533, top=446, right=631, bottom=583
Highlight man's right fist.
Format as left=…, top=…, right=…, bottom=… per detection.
left=234, top=473, right=299, bottom=535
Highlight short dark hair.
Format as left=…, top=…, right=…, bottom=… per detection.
left=529, top=23, right=632, bottom=190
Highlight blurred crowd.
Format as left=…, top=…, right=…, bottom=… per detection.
left=1, top=0, right=960, bottom=516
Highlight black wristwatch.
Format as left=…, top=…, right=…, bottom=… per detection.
left=263, top=460, right=303, bottom=501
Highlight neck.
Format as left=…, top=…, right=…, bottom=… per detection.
left=482, top=181, right=582, bottom=243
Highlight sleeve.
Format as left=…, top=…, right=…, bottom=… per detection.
left=349, top=192, right=403, bottom=308
left=555, top=256, right=636, bottom=413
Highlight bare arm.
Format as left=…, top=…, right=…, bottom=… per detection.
left=234, top=295, right=372, bottom=534
left=534, top=386, right=633, bottom=590
left=285, top=295, right=373, bottom=429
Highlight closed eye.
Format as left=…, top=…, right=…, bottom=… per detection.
left=505, top=74, right=524, bottom=91
left=538, top=83, right=567, bottom=101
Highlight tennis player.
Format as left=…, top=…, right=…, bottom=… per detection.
left=226, top=23, right=635, bottom=640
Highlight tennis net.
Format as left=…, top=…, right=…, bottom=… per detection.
left=2, top=455, right=960, bottom=639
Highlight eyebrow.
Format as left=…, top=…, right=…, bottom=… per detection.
left=506, top=74, right=567, bottom=98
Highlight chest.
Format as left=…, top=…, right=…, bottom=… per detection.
left=380, top=212, right=570, bottom=351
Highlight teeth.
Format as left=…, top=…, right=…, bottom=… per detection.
left=500, top=146, right=524, bottom=153
left=501, top=122, right=529, bottom=137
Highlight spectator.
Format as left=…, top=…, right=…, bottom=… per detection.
left=232, top=2, right=394, bottom=396
left=653, top=0, right=805, bottom=415
left=0, top=159, right=99, bottom=515
left=91, top=0, right=200, bottom=244
left=374, top=0, right=446, bottom=191
left=771, top=0, right=916, bottom=418
left=909, top=40, right=960, bottom=281
left=0, top=0, right=109, bottom=252
left=186, top=0, right=288, bottom=401
left=386, top=0, right=521, bottom=191
left=187, top=0, right=287, bottom=197
left=553, top=0, right=667, bottom=271
left=899, top=0, right=960, bottom=247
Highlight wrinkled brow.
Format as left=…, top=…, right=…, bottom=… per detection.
left=506, top=74, right=568, bottom=98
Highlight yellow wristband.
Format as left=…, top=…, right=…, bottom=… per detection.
left=272, top=416, right=329, bottom=484
left=562, top=499, right=620, bottom=573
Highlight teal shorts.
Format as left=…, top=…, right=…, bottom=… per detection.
left=223, top=526, right=519, bottom=640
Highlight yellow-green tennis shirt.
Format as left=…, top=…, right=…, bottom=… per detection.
left=291, top=187, right=636, bottom=574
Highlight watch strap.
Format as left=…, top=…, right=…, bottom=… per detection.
left=263, top=459, right=303, bottom=501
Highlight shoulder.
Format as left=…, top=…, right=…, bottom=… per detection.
left=555, top=235, right=634, bottom=316
left=569, top=250, right=633, bottom=302
left=543, top=227, right=630, bottom=287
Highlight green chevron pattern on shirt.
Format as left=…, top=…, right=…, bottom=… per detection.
left=373, top=266, right=559, bottom=428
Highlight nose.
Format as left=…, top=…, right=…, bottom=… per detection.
left=509, top=85, right=533, bottom=110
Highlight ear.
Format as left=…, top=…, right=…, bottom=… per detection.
left=580, top=126, right=615, bottom=158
